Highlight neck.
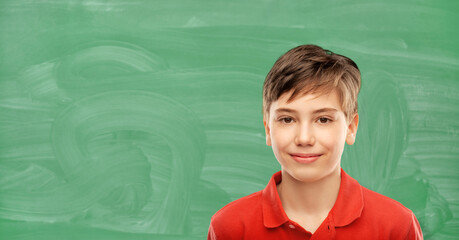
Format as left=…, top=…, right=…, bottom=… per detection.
left=277, top=167, right=341, bottom=216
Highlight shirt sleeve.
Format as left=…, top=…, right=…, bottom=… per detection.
left=207, top=221, right=217, bottom=240
left=207, top=217, right=243, bottom=240
left=403, top=212, right=423, bottom=240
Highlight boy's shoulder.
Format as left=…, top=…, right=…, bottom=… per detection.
left=332, top=170, right=418, bottom=226
left=339, top=172, right=423, bottom=238
left=209, top=172, right=284, bottom=239
left=211, top=190, right=263, bottom=224
left=211, top=171, right=283, bottom=226
left=209, top=190, right=265, bottom=239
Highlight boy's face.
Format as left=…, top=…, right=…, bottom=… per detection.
left=263, top=90, right=359, bottom=183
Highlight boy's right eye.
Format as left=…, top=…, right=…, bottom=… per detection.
left=279, top=117, right=293, bottom=124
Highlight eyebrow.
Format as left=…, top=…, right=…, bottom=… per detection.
left=274, top=108, right=297, bottom=115
left=274, top=107, right=338, bottom=114
left=312, top=108, right=339, bottom=114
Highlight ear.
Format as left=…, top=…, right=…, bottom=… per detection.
left=263, top=118, right=272, bottom=146
left=346, top=113, right=359, bottom=145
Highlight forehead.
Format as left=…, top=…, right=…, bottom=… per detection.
left=270, top=90, right=343, bottom=114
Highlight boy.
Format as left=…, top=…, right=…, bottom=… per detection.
left=208, top=44, right=423, bottom=239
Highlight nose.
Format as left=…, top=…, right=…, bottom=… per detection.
left=295, top=122, right=315, bottom=146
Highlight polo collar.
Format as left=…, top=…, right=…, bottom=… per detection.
left=330, top=169, right=364, bottom=227
left=262, top=169, right=364, bottom=228
left=262, top=171, right=289, bottom=228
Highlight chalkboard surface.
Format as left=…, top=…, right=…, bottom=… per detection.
left=1, top=1, right=458, bottom=239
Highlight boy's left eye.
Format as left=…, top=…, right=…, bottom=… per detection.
left=318, top=117, right=331, bottom=124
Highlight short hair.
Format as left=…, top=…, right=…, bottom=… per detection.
left=263, top=44, right=361, bottom=121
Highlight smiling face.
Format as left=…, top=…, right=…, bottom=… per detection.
left=264, top=90, right=359, bottom=183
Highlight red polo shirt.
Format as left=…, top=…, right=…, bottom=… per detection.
left=208, top=169, right=423, bottom=239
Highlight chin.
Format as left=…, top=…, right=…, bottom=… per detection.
left=286, top=167, right=324, bottom=183
left=284, top=164, right=340, bottom=183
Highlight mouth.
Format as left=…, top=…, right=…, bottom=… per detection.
left=289, top=153, right=322, bottom=164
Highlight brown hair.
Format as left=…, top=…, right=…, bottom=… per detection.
left=263, top=44, right=361, bottom=121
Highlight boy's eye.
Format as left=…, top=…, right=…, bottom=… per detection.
left=318, top=117, right=331, bottom=124
left=280, top=117, right=293, bottom=123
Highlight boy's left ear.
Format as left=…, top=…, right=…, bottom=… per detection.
left=346, top=113, right=359, bottom=145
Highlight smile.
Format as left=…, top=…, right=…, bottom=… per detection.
left=290, top=153, right=322, bottom=164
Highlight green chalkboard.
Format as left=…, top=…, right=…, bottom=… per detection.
left=1, top=0, right=458, bottom=239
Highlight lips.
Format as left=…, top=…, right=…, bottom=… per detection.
left=290, top=153, right=322, bottom=164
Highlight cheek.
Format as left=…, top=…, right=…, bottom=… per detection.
left=319, top=125, right=347, bottom=150
left=270, top=126, right=293, bottom=149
